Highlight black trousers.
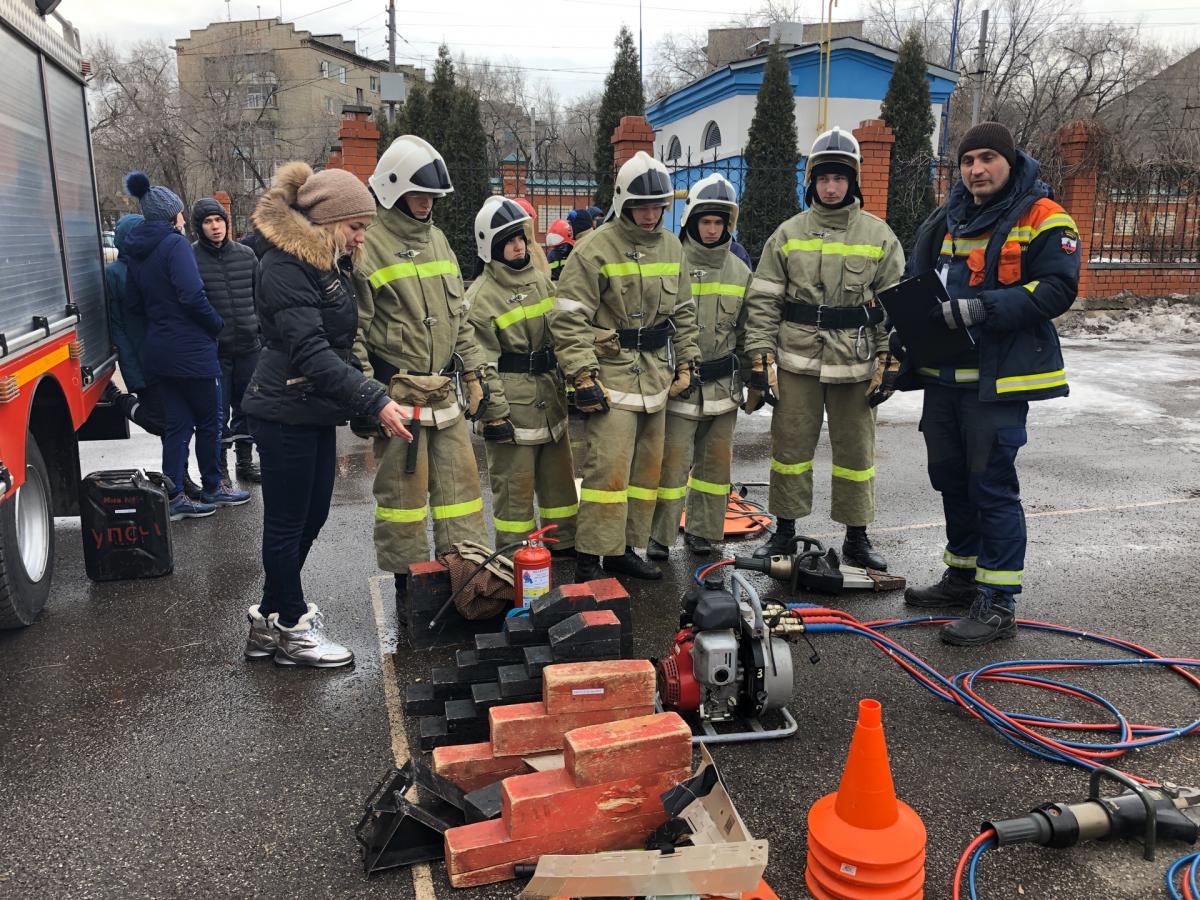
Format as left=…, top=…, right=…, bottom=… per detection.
left=248, top=416, right=336, bottom=627
left=160, top=376, right=222, bottom=497
left=219, top=350, right=259, bottom=446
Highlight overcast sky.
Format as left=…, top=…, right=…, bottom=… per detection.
left=60, top=0, right=1200, bottom=103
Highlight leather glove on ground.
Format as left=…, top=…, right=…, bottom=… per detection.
left=462, top=370, right=489, bottom=421
left=865, top=352, right=902, bottom=406
left=936, top=297, right=987, bottom=330
left=573, top=370, right=610, bottom=414
left=482, top=418, right=515, bottom=442
left=742, top=351, right=778, bottom=414
left=669, top=361, right=697, bottom=399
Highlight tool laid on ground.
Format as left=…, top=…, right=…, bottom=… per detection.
left=657, top=566, right=796, bottom=742
left=734, top=535, right=905, bottom=594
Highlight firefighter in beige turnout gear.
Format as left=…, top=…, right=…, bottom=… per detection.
left=467, top=197, right=578, bottom=552
left=551, top=151, right=700, bottom=582
left=354, top=136, right=489, bottom=598
left=743, top=127, right=904, bottom=569
left=648, top=174, right=751, bottom=560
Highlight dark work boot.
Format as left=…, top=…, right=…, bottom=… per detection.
left=684, top=533, right=713, bottom=557
left=574, top=552, right=604, bottom=583
left=646, top=538, right=670, bottom=560
left=235, top=442, right=262, bottom=483
left=183, top=475, right=205, bottom=502
left=904, top=567, right=977, bottom=610
left=603, top=547, right=662, bottom=580
left=753, top=517, right=796, bottom=559
left=550, top=546, right=577, bottom=559
left=842, top=526, right=887, bottom=570
left=940, top=589, right=1017, bottom=646
left=394, top=573, right=408, bottom=627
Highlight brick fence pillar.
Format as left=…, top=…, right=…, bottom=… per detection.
left=327, top=104, right=380, bottom=184
left=1057, top=121, right=1098, bottom=296
left=853, top=119, right=895, bottom=218
left=500, top=157, right=528, bottom=197
left=611, top=116, right=655, bottom=170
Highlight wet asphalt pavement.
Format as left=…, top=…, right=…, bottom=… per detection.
left=1, top=327, right=1199, bottom=900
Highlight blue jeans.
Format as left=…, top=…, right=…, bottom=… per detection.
left=159, top=377, right=222, bottom=497
left=920, top=384, right=1029, bottom=597
left=248, top=416, right=336, bottom=627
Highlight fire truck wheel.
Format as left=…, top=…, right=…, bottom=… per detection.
left=0, top=433, right=55, bottom=629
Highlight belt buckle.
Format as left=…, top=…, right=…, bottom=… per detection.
left=815, top=305, right=826, bottom=328
left=634, top=327, right=644, bottom=351
left=528, top=352, right=539, bottom=375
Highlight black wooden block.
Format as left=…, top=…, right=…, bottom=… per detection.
left=404, top=682, right=444, bottom=717
left=470, top=681, right=505, bottom=711
left=454, top=648, right=502, bottom=683
left=418, top=716, right=449, bottom=751
left=498, top=663, right=542, bottom=699
left=431, top=666, right=475, bottom=701
left=549, top=611, right=622, bottom=647
left=475, top=631, right=528, bottom=663
left=444, top=698, right=488, bottom=740
left=521, top=644, right=555, bottom=678
left=463, top=781, right=504, bottom=823
left=549, top=638, right=621, bottom=662
left=502, top=614, right=544, bottom=646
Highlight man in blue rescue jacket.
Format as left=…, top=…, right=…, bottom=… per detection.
left=892, top=122, right=1079, bottom=647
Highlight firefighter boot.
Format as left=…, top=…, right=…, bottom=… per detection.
left=940, top=588, right=1017, bottom=647
left=603, top=547, right=663, bottom=581
left=753, top=517, right=796, bottom=559
left=235, top=442, right=262, bottom=483
left=684, top=533, right=713, bottom=557
left=395, top=574, right=408, bottom=627
left=574, top=553, right=604, bottom=583
left=904, top=567, right=977, bottom=610
left=842, top=526, right=887, bottom=570
left=647, top=538, right=670, bottom=560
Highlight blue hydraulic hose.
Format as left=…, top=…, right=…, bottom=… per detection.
left=967, top=835, right=996, bottom=900
left=1166, top=851, right=1200, bottom=900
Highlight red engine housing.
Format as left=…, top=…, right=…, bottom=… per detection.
left=658, top=627, right=701, bottom=712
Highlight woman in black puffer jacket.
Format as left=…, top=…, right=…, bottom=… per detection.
left=242, top=161, right=411, bottom=669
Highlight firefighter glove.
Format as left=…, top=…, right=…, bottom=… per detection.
left=742, top=351, right=777, bottom=414
left=669, top=361, right=697, bottom=399
left=573, top=370, right=610, bottom=414
left=482, top=418, right=516, bottom=443
left=865, top=351, right=901, bottom=406
left=935, top=297, right=987, bottom=330
left=462, top=369, right=489, bottom=421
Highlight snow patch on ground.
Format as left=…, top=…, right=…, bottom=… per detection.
left=1060, top=301, right=1200, bottom=342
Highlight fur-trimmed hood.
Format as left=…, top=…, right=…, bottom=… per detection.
left=251, top=161, right=340, bottom=271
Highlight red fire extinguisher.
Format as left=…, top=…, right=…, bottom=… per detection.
left=512, top=524, right=558, bottom=610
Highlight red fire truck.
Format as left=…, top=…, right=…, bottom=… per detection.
left=0, top=0, right=124, bottom=628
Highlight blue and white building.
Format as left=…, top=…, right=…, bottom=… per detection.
left=646, top=35, right=959, bottom=226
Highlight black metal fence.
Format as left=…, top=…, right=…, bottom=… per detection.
left=1089, top=162, right=1200, bottom=266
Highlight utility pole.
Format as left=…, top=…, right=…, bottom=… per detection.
left=387, top=0, right=397, bottom=124
left=638, top=0, right=644, bottom=83
left=971, top=9, right=989, bottom=127
left=939, top=0, right=963, bottom=156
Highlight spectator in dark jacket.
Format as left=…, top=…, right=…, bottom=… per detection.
left=104, top=213, right=166, bottom=436
left=191, top=198, right=262, bottom=484
left=241, top=161, right=411, bottom=668
left=122, top=171, right=250, bottom=520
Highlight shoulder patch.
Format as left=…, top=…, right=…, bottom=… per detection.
left=1061, top=229, right=1078, bottom=254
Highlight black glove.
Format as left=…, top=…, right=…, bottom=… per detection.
left=573, top=371, right=610, bottom=414
left=482, top=418, right=516, bottom=442
left=933, top=297, right=987, bottom=330
left=350, top=414, right=386, bottom=439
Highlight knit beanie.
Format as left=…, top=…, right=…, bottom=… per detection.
left=957, top=122, right=1017, bottom=168
left=124, top=171, right=183, bottom=223
left=296, top=168, right=376, bottom=225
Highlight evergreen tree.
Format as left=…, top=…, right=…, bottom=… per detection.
left=376, top=103, right=408, bottom=157
left=593, top=26, right=645, bottom=208
left=880, top=29, right=936, bottom=252
left=739, top=42, right=800, bottom=264
left=441, top=89, right=491, bottom=270
left=404, top=83, right=430, bottom=139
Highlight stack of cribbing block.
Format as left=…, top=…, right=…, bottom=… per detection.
left=403, top=560, right=508, bottom=649
left=443, top=711, right=694, bottom=887
left=406, top=579, right=634, bottom=751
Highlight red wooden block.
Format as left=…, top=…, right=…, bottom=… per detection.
left=502, top=764, right=690, bottom=838
left=565, top=712, right=693, bottom=787
left=489, top=702, right=654, bottom=757
left=432, top=742, right=534, bottom=793
left=587, top=577, right=629, bottom=603
left=542, top=659, right=656, bottom=715
left=444, top=810, right=668, bottom=886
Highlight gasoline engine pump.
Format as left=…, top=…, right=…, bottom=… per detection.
left=658, top=571, right=797, bottom=740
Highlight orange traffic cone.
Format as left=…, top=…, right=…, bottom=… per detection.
left=806, top=699, right=927, bottom=899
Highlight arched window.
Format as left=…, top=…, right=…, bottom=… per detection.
left=666, top=135, right=682, bottom=161
left=702, top=121, right=722, bottom=151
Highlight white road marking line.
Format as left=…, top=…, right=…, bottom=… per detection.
left=369, top=574, right=438, bottom=900
left=803, top=496, right=1200, bottom=539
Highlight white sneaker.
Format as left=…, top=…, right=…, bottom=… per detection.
left=270, top=603, right=354, bottom=668
left=244, top=604, right=278, bottom=660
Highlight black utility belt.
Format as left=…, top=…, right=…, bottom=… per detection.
left=698, top=354, right=738, bottom=382
left=496, top=348, right=557, bottom=375
left=616, top=319, right=673, bottom=351
left=783, top=303, right=883, bottom=329
left=367, top=350, right=455, bottom=381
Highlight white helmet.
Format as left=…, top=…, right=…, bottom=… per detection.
left=680, top=173, right=739, bottom=233
left=474, top=196, right=531, bottom=263
left=805, top=127, right=861, bottom=185
left=612, top=151, right=673, bottom=220
left=369, top=135, right=453, bottom=210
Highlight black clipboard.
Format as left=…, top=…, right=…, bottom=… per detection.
left=877, top=271, right=976, bottom=368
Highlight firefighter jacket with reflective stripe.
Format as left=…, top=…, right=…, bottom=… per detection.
left=551, top=214, right=700, bottom=414
left=744, top=200, right=904, bottom=383
left=895, top=151, right=1079, bottom=402
left=668, top=236, right=751, bottom=421
left=466, top=258, right=568, bottom=445
left=352, top=204, right=486, bottom=428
